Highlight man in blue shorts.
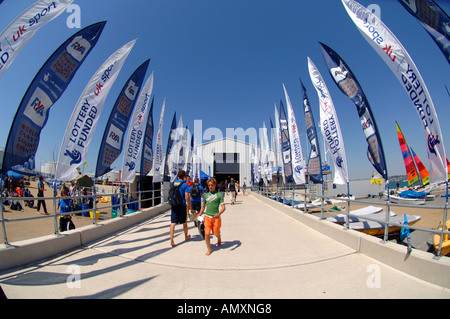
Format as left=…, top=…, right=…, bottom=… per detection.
left=170, top=170, right=192, bottom=247
left=188, top=177, right=204, bottom=224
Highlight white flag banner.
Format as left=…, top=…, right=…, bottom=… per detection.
left=121, top=71, right=154, bottom=183
left=0, top=0, right=74, bottom=80
left=308, top=57, right=349, bottom=185
left=283, top=84, right=305, bottom=185
left=274, top=104, right=285, bottom=183
left=152, top=99, right=165, bottom=183
left=55, top=39, right=136, bottom=181
left=169, top=116, right=183, bottom=182
left=262, top=122, right=272, bottom=184
left=342, top=0, right=447, bottom=183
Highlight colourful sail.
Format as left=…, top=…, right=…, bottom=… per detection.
left=1, top=22, right=105, bottom=175
left=410, top=147, right=430, bottom=186
left=396, top=122, right=419, bottom=186
left=342, top=0, right=447, bottom=184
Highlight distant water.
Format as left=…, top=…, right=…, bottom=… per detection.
left=388, top=179, right=420, bottom=190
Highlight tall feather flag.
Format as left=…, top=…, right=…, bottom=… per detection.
left=0, top=0, right=74, bottom=80
left=139, top=96, right=154, bottom=180
left=342, top=0, right=447, bottom=184
left=274, top=104, right=285, bottom=183
left=308, top=57, right=349, bottom=185
left=319, top=42, right=388, bottom=180
left=94, top=59, right=150, bottom=178
left=283, top=84, right=305, bottom=185
left=398, top=0, right=450, bottom=64
left=270, top=118, right=280, bottom=185
left=121, top=71, right=154, bottom=183
left=163, top=112, right=177, bottom=182
left=278, top=99, right=294, bottom=183
left=55, top=39, right=136, bottom=181
left=300, top=79, right=323, bottom=184
left=152, top=99, right=165, bottom=183
left=1, top=21, right=106, bottom=175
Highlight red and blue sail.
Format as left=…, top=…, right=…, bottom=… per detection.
left=1, top=21, right=106, bottom=175
left=319, top=42, right=388, bottom=180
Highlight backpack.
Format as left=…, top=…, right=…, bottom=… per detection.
left=168, top=181, right=185, bottom=206
left=229, top=181, right=236, bottom=191
left=190, top=184, right=200, bottom=197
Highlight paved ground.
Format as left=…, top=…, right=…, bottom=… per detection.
left=1, top=193, right=449, bottom=300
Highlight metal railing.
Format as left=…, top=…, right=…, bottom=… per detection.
left=0, top=183, right=166, bottom=246
left=252, top=183, right=450, bottom=259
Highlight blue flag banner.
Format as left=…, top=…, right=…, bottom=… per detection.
left=163, top=112, right=177, bottom=182
left=139, top=96, right=154, bottom=180
left=278, top=100, right=294, bottom=183
left=300, top=79, right=323, bottom=184
left=398, top=0, right=450, bottom=64
left=1, top=21, right=106, bottom=174
left=95, top=59, right=150, bottom=178
left=319, top=42, right=388, bottom=180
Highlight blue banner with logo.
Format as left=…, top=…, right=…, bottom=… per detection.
left=1, top=21, right=106, bottom=175
left=94, top=59, right=150, bottom=178
left=139, top=96, right=154, bottom=180
left=163, top=112, right=177, bottom=182
left=278, top=100, right=293, bottom=183
left=398, top=0, right=450, bottom=65
left=300, top=79, right=323, bottom=184
left=319, top=42, right=388, bottom=180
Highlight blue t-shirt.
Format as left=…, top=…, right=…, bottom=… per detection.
left=188, top=183, right=204, bottom=202
left=173, top=179, right=190, bottom=207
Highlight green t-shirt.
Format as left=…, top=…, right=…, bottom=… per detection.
left=203, top=191, right=224, bottom=217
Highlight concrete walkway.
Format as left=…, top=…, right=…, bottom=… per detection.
left=1, top=193, right=450, bottom=299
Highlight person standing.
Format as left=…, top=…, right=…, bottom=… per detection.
left=36, top=176, right=48, bottom=215
left=199, top=178, right=226, bottom=256
left=170, top=170, right=192, bottom=247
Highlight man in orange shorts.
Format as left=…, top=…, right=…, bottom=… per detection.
left=198, top=178, right=226, bottom=256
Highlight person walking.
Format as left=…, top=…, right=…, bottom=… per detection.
left=199, top=178, right=226, bottom=256
left=169, top=170, right=192, bottom=247
left=188, top=177, right=204, bottom=224
left=228, top=178, right=237, bottom=205
left=36, top=176, right=49, bottom=215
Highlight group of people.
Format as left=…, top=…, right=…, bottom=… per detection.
left=2, top=175, right=95, bottom=232
left=170, top=170, right=230, bottom=256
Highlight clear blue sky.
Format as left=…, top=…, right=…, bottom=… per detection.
left=0, top=0, right=449, bottom=180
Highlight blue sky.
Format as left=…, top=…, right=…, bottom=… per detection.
left=0, top=0, right=449, bottom=180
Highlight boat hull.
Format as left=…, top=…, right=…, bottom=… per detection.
left=433, top=220, right=450, bottom=256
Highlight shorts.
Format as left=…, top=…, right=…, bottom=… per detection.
left=171, top=205, right=187, bottom=224
left=191, top=201, right=201, bottom=212
left=204, top=215, right=221, bottom=237
left=229, top=191, right=236, bottom=199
